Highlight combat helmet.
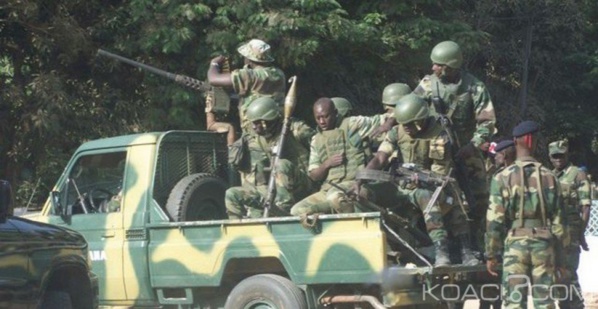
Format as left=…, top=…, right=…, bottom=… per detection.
left=394, top=94, right=429, bottom=124
left=430, top=41, right=463, bottom=69
left=382, top=83, right=412, bottom=106
left=246, top=97, right=281, bottom=122
left=331, top=97, right=353, bottom=118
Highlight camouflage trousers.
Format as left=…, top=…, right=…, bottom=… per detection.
left=225, top=159, right=313, bottom=218
left=501, top=236, right=556, bottom=309
left=558, top=224, right=584, bottom=309
left=290, top=181, right=358, bottom=216
left=363, top=182, right=465, bottom=242
left=463, top=149, right=489, bottom=252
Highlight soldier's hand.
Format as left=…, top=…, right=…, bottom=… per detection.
left=325, top=154, right=344, bottom=169
left=348, top=180, right=363, bottom=199
left=486, top=259, right=499, bottom=277
left=210, top=55, right=226, bottom=65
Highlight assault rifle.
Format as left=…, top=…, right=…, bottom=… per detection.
left=356, top=164, right=455, bottom=187
left=431, top=82, right=477, bottom=212
left=263, top=76, right=298, bottom=218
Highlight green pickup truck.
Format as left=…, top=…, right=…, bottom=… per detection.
left=29, top=130, right=495, bottom=308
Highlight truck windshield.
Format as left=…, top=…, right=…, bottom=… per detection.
left=62, top=151, right=127, bottom=214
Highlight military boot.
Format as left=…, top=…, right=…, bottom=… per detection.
left=458, top=234, right=480, bottom=266
left=434, top=240, right=451, bottom=267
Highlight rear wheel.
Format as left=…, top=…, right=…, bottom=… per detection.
left=225, top=274, right=307, bottom=309
left=40, top=291, right=73, bottom=309
left=166, top=173, right=228, bottom=221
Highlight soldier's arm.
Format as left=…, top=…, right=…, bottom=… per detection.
left=485, top=174, right=506, bottom=261
left=576, top=170, right=592, bottom=229
left=549, top=172, right=567, bottom=245
left=471, top=82, right=496, bottom=148
left=366, top=127, right=397, bottom=170
left=348, top=114, right=386, bottom=139
left=207, top=56, right=233, bottom=87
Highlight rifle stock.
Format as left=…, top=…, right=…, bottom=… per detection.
left=263, top=76, right=298, bottom=218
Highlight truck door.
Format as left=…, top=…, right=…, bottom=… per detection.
left=46, top=150, right=128, bottom=302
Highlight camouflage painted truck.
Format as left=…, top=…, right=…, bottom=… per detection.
left=29, top=130, right=495, bottom=308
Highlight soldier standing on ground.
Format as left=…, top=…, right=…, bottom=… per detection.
left=413, top=40, right=496, bottom=255
left=207, top=39, right=286, bottom=133
left=549, top=139, right=590, bottom=309
left=225, top=97, right=314, bottom=218
left=358, top=94, right=478, bottom=267
left=290, top=98, right=385, bottom=216
left=485, top=121, right=567, bottom=309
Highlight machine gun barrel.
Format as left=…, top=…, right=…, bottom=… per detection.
left=97, top=49, right=210, bottom=92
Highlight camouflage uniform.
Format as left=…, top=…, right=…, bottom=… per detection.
left=413, top=72, right=496, bottom=251
left=552, top=163, right=590, bottom=309
left=485, top=157, right=566, bottom=309
left=290, top=115, right=384, bottom=216
left=225, top=119, right=315, bottom=218
left=232, top=66, right=286, bottom=133
left=370, top=119, right=470, bottom=243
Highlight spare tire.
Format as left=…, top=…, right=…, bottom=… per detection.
left=166, top=173, right=228, bottom=221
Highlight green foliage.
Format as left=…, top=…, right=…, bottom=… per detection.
left=1, top=0, right=598, bottom=206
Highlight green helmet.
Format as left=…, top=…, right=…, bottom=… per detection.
left=246, top=97, right=281, bottom=122
left=394, top=94, right=429, bottom=124
left=430, top=41, right=463, bottom=69
left=331, top=97, right=352, bottom=118
left=382, top=83, right=412, bottom=106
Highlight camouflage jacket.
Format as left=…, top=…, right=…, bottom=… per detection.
left=378, top=117, right=452, bottom=176
left=485, top=156, right=565, bottom=259
left=309, top=114, right=384, bottom=189
left=232, top=65, right=286, bottom=132
left=413, top=72, right=496, bottom=148
left=244, top=118, right=314, bottom=186
left=553, top=163, right=591, bottom=225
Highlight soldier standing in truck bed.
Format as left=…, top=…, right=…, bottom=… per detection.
left=485, top=120, right=567, bottom=309
left=413, top=40, right=496, bottom=257
left=207, top=39, right=286, bottom=133
left=548, top=139, right=590, bottom=309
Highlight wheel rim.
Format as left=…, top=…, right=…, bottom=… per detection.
left=243, top=298, right=277, bottom=309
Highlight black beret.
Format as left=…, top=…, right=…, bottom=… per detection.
left=495, top=140, right=515, bottom=152
left=512, top=120, right=539, bottom=137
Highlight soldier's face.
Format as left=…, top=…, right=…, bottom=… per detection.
left=251, top=120, right=267, bottom=136
left=494, top=151, right=506, bottom=167
left=550, top=153, right=568, bottom=170
left=314, top=105, right=337, bottom=131
left=402, top=120, right=424, bottom=137
left=432, top=63, right=457, bottom=80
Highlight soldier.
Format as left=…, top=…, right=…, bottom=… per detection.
left=371, top=83, right=412, bottom=149
left=485, top=121, right=566, bottom=309
left=331, top=97, right=353, bottom=120
left=207, top=39, right=286, bottom=133
left=493, top=139, right=515, bottom=171
left=225, top=97, right=315, bottom=218
left=359, top=94, right=478, bottom=267
left=290, top=98, right=385, bottom=216
left=549, top=139, right=590, bottom=309
left=413, top=40, right=496, bottom=252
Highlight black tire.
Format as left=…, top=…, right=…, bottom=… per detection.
left=166, top=173, right=228, bottom=221
left=40, top=291, right=73, bottom=309
left=224, top=274, right=307, bottom=309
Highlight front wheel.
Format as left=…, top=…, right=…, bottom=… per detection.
left=224, top=274, right=307, bottom=309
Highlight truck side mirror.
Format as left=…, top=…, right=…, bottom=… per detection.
left=0, top=180, right=13, bottom=223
